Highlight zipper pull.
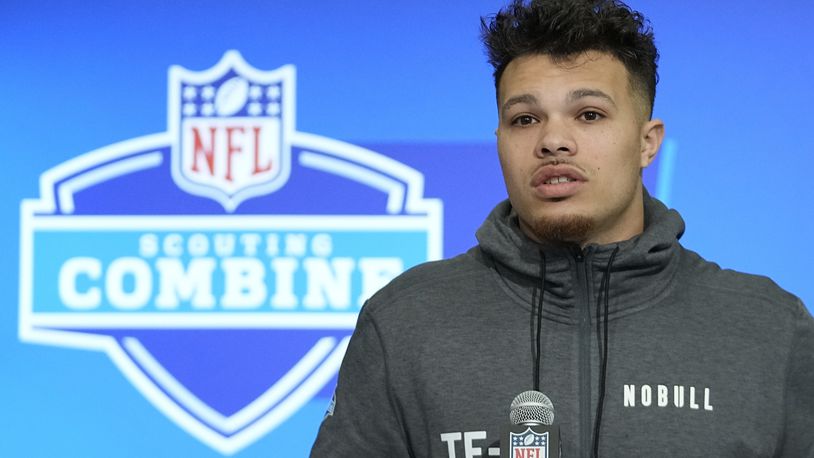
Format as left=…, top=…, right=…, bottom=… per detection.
left=574, top=247, right=585, bottom=262
left=574, top=245, right=595, bottom=262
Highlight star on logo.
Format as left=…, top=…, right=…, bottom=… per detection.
left=201, top=85, right=216, bottom=100
left=183, top=103, right=197, bottom=116
left=266, top=102, right=281, bottom=116
left=183, top=85, right=197, bottom=101
left=249, top=85, right=263, bottom=100
left=248, top=102, right=262, bottom=116
left=200, top=103, right=215, bottom=116
left=266, top=85, right=281, bottom=100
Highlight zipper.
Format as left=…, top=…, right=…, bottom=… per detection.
left=574, top=247, right=593, bottom=458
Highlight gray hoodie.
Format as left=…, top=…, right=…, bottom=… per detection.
left=311, top=195, right=814, bottom=457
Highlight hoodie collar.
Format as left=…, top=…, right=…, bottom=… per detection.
left=475, top=191, right=684, bottom=320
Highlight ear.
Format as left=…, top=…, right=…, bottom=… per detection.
left=639, top=119, right=665, bottom=168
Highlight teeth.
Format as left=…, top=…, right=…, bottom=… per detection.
left=545, top=176, right=573, bottom=184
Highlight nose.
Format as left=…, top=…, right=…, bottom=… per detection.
left=535, top=117, right=576, bottom=157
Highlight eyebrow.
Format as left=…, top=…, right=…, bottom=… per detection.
left=500, top=88, right=617, bottom=116
left=567, top=88, right=616, bottom=107
left=500, top=94, right=538, bottom=117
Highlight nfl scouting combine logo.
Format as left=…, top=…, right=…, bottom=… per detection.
left=19, top=51, right=442, bottom=455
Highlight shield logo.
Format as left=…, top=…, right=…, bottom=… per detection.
left=510, top=428, right=549, bottom=458
left=169, top=51, right=293, bottom=212
left=20, top=51, right=442, bottom=456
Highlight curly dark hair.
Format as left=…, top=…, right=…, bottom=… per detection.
left=481, top=0, right=659, bottom=117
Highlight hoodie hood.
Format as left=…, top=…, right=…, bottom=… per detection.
left=475, top=191, right=685, bottom=322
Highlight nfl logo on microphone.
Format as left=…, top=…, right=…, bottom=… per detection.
left=510, top=428, right=549, bottom=458
left=19, top=51, right=441, bottom=455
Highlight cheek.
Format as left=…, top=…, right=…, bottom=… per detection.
left=496, top=149, right=519, bottom=192
left=582, top=139, right=641, bottom=188
left=497, top=141, right=528, bottom=181
left=499, top=162, right=525, bottom=194
left=598, top=133, right=641, bottom=168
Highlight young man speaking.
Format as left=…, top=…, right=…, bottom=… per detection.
left=311, top=1, right=814, bottom=456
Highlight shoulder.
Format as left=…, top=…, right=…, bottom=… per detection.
left=677, top=246, right=804, bottom=318
left=361, top=247, right=493, bottom=316
left=368, top=248, right=489, bottom=305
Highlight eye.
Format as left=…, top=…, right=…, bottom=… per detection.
left=511, top=114, right=538, bottom=126
left=579, top=111, right=604, bottom=122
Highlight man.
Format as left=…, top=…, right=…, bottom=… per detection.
left=311, top=0, right=814, bottom=456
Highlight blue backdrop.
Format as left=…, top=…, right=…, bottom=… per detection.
left=2, top=1, right=812, bottom=456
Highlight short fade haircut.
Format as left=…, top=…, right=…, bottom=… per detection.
left=481, top=0, right=659, bottom=118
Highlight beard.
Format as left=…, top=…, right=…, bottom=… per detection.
left=525, top=214, right=595, bottom=245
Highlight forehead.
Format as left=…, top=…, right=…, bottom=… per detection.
left=498, top=51, right=633, bottom=105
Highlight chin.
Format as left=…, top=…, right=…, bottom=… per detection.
left=529, top=213, right=595, bottom=244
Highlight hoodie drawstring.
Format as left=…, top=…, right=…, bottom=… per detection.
left=534, top=249, right=547, bottom=391
left=533, top=245, right=619, bottom=458
left=592, top=246, right=619, bottom=457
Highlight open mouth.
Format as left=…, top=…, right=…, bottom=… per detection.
left=543, top=176, right=577, bottom=185
left=531, top=165, right=587, bottom=199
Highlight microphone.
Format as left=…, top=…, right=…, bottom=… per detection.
left=501, top=391, right=561, bottom=458
left=510, top=390, right=555, bottom=426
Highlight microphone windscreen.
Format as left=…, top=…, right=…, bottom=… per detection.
left=510, top=390, right=555, bottom=426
